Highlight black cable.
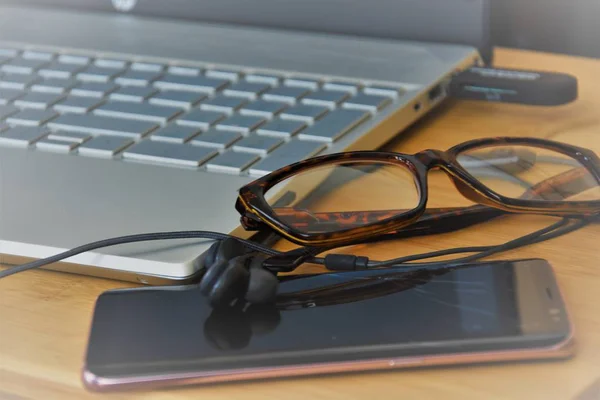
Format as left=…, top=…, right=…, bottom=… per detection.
left=421, top=218, right=579, bottom=266
left=305, top=245, right=496, bottom=267
left=366, top=217, right=570, bottom=268
left=1, top=215, right=596, bottom=280
left=363, top=216, right=594, bottom=270
left=306, top=217, right=581, bottom=270
left=363, top=245, right=496, bottom=267
left=0, top=231, right=283, bottom=279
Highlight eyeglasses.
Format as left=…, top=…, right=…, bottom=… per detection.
left=236, top=137, right=600, bottom=246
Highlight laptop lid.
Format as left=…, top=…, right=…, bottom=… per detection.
left=8, top=0, right=492, bottom=62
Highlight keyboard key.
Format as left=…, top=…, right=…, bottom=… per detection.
left=115, top=70, right=163, bottom=86
left=76, top=65, right=124, bottom=82
left=94, top=58, right=128, bottom=69
left=14, top=92, right=65, bottom=109
left=130, top=61, right=165, bottom=72
left=38, top=62, right=85, bottom=79
left=284, top=78, right=320, bottom=90
left=0, top=121, right=8, bottom=132
left=364, top=85, right=403, bottom=98
left=150, top=124, right=201, bottom=143
left=109, top=86, right=157, bottom=102
left=200, top=95, right=248, bottom=114
left=94, top=101, right=182, bottom=124
left=232, top=135, right=283, bottom=156
left=0, top=126, right=49, bottom=147
left=223, top=81, right=271, bottom=99
left=167, top=65, right=201, bottom=76
left=343, top=93, right=391, bottom=112
left=249, top=141, right=326, bottom=176
left=1, top=57, right=48, bottom=74
left=262, top=86, right=310, bottom=104
left=30, top=78, right=77, bottom=94
left=176, top=109, right=226, bottom=129
left=206, top=151, right=260, bottom=174
left=22, top=50, right=55, bottom=61
left=0, top=104, right=19, bottom=119
left=0, top=74, right=41, bottom=90
left=298, top=109, right=369, bottom=143
left=190, top=129, right=242, bottom=149
left=48, top=114, right=157, bottom=139
left=6, top=109, right=58, bottom=126
left=149, top=91, right=206, bottom=109
left=245, top=73, right=281, bottom=86
left=123, top=140, right=217, bottom=167
left=71, top=82, right=118, bottom=98
left=0, top=46, right=19, bottom=57
left=216, top=114, right=266, bottom=134
left=36, top=138, right=79, bottom=153
left=154, top=74, right=229, bottom=94
left=78, top=136, right=133, bottom=158
left=48, top=131, right=91, bottom=143
left=301, top=90, right=350, bottom=109
left=280, top=104, right=329, bottom=123
left=205, top=69, right=240, bottom=81
left=57, top=54, right=91, bottom=65
left=239, top=100, right=288, bottom=118
left=53, top=96, right=104, bottom=114
left=0, top=89, right=25, bottom=105
left=323, top=81, right=361, bottom=94
left=0, top=56, right=10, bottom=66
left=256, top=119, right=306, bottom=138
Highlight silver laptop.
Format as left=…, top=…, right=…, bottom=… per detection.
left=0, top=0, right=485, bottom=284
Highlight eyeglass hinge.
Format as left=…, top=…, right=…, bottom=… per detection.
left=263, top=247, right=318, bottom=273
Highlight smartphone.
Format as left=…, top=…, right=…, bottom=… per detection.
left=82, top=258, right=573, bottom=391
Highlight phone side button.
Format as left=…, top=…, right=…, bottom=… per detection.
left=387, top=358, right=424, bottom=367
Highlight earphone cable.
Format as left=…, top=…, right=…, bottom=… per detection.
left=0, top=231, right=283, bottom=279
left=359, top=216, right=594, bottom=270
left=0, top=216, right=596, bottom=280
left=365, top=217, right=570, bottom=268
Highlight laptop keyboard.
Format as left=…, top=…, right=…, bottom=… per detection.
left=0, top=44, right=403, bottom=176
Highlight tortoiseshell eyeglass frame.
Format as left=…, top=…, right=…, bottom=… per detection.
left=236, top=137, right=600, bottom=247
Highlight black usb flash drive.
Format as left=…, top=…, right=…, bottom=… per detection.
left=449, top=67, right=578, bottom=106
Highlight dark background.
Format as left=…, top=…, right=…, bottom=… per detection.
left=492, top=0, right=600, bottom=59
left=2, top=0, right=599, bottom=59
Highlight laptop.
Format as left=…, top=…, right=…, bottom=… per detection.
left=0, top=0, right=488, bottom=284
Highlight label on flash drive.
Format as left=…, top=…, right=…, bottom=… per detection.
left=449, top=67, right=578, bottom=106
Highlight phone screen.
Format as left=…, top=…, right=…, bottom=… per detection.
left=85, top=259, right=570, bottom=377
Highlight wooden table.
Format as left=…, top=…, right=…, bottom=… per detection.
left=1, top=48, right=600, bottom=400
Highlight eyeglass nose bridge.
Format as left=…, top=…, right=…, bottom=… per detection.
left=413, top=149, right=447, bottom=168
left=447, top=175, right=501, bottom=208
left=414, top=149, right=501, bottom=208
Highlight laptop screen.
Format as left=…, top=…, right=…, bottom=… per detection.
left=4, top=0, right=491, bottom=61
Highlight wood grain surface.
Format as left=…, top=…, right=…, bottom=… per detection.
left=1, top=48, right=600, bottom=399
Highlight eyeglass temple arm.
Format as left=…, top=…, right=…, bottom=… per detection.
left=272, top=205, right=502, bottom=236
left=362, top=206, right=504, bottom=241
left=520, top=166, right=595, bottom=201
left=271, top=166, right=594, bottom=237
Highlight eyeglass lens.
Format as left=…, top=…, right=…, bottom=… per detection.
left=263, top=161, right=420, bottom=234
left=456, top=145, right=599, bottom=202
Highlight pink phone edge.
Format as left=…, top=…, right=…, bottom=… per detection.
left=82, top=332, right=575, bottom=392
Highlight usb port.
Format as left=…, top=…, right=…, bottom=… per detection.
left=428, top=84, right=445, bottom=103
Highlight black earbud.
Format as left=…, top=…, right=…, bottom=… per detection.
left=200, top=237, right=248, bottom=270
left=245, top=254, right=279, bottom=304
left=199, top=238, right=280, bottom=307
